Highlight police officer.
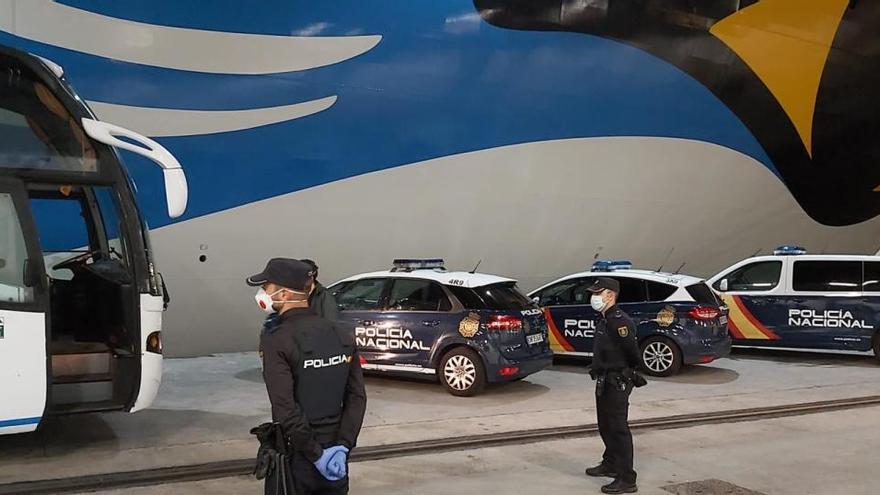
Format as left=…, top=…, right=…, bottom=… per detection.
left=585, top=277, right=641, bottom=494
left=247, top=258, right=367, bottom=495
left=260, top=259, right=338, bottom=358
left=301, top=259, right=340, bottom=322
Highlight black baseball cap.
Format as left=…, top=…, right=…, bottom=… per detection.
left=587, top=277, right=620, bottom=294
left=246, top=258, right=315, bottom=291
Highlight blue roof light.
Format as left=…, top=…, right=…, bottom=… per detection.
left=591, top=260, right=633, bottom=272
left=773, top=245, right=807, bottom=256
left=392, top=258, right=446, bottom=271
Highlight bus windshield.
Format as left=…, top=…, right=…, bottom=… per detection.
left=0, top=56, right=98, bottom=173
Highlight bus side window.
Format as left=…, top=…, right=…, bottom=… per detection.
left=0, top=193, right=34, bottom=304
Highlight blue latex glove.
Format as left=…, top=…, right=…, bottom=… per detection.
left=314, top=446, right=349, bottom=481
left=327, top=446, right=349, bottom=479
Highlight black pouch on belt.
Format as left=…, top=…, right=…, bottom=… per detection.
left=596, top=375, right=606, bottom=396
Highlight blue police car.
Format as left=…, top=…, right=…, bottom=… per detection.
left=529, top=261, right=732, bottom=376
left=329, top=260, right=553, bottom=396
left=709, top=246, right=880, bottom=361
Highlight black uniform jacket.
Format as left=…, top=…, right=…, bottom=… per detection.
left=591, top=304, right=641, bottom=372
left=310, top=282, right=340, bottom=321
left=260, top=307, right=366, bottom=462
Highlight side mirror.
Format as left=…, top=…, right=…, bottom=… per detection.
left=719, top=279, right=729, bottom=292
left=82, top=118, right=188, bottom=219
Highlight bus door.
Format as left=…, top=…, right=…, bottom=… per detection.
left=0, top=178, right=49, bottom=434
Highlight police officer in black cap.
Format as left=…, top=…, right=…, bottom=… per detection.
left=248, top=258, right=367, bottom=495
left=261, top=259, right=339, bottom=342
left=300, top=259, right=340, bottom=322
left=584, top=277, right=643, bottom=494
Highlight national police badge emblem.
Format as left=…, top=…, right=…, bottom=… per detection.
left=656, top=306, right=676, bottom=327
left=618, top=326, right=629, bottom=338
left=459, top=312, right=480, bottom=338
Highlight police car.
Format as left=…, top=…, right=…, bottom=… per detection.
left=329, top=260, right=553, bottom=396
left=709, top=246, right=880, bottom=361
left=529, top=261, right=732, bottom=376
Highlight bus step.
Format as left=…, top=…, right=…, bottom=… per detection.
left=52, top=352, right=111, bottom=377
left=52, top=380, right=114, bottom=405
left=52, top=373, right=113, bottom=385
left=50, top=401, right=124, bottom=415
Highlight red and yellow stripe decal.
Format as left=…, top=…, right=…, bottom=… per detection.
left=721, top=295, right=780, bottom=341
left=543, top=308, right=575, bottom=352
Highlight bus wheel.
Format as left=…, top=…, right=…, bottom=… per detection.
left=439, top=347, right=486, bottom=397
left=640, top=337, right=682, bottom=377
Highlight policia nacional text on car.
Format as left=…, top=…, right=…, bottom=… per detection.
left=585, top=277, right=647, bottom=494
left=247, top=258, right=367, bottom=495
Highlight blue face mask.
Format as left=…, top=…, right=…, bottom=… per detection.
left=590, top=295, right=606, bottom=312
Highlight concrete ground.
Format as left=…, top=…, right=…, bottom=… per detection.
left=86, top=405, right=880, bottom=495
left=1, top=349, right=878, bottom=484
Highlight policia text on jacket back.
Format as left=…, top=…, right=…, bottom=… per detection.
left=585, top=277, right=647, bottom=494
left=247, top=258, right=367, bottom=495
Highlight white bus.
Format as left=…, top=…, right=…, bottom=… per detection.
left=0, top=45, right=187, bottom=434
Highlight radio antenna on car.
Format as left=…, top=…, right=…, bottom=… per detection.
left=657, top=247, right=674, bottom=272
left=470, top=259, right=482, bottom=274
left=673, top=262, right=686, bottom=274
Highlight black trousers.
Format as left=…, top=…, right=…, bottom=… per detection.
left=265, top=451, right=349, bottom=495
left=596, top=374, right=636, bottom=484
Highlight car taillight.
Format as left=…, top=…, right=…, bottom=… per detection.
left=688, top=307, right=720, bottom=320
left=486, top=315, right=523, bottom=331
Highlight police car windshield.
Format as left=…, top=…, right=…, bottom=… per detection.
left=448, top=282, right=534, bottom=311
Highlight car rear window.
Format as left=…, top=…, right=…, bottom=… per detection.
left=448, top=282, right=534, bottom=310
left=645, top=281, right=677, bottom=301
left=685, top=283, right=719, bottom=305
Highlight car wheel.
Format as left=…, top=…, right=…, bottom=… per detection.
left=873, top=333, right=880, bottom=363
left=640, top=337, right=682, bottom=377
left=439, top=347, right=486, bottom=397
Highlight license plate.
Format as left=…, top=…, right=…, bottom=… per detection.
left=527, top=333, right=544, bottom=345
left=720, top=316, right=728, bottom=325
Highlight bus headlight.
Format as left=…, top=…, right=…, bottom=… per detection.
left=147, top=331, right=163, bottom=354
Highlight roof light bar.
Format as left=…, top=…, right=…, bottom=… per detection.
left=591, top=260, right=633, bottom=272
left=773, top=245, right=807, bottom=256
left=391, top=258, right=446, bottom=272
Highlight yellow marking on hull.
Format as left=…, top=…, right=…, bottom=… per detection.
left=710, top=0, right=849, bottom=157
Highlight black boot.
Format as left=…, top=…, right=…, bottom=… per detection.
left=601, top=479, right=638, bottom=494
left=585, top=463, right=617, bottom=478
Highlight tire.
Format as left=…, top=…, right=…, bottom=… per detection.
left=438, top=347, right=486, bottom=397
left=873, top=333, right=880, bottom=363
left=640, top=336, right=682, bottom=377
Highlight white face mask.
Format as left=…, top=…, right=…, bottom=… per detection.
left=255, top=288, right=284, bottom=313
left=590, top=294, right=606, bottom=312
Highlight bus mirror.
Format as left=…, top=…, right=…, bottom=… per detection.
left=719, top=279, right=729, bottom=292
left=81, top=118, right=189, bottom=219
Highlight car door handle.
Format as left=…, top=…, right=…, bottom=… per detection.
left=358, top=320, right=376, bottom=327
left=422, top=320, right=440, bottom=327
